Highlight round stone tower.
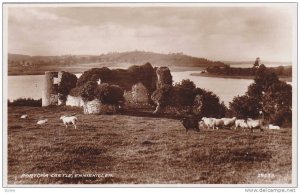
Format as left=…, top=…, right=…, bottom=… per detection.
left=42, top=71, right=59, bottom=107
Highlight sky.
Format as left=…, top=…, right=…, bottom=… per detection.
left=6, top=4, right=296, bottom=62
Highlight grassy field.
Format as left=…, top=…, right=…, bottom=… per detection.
left=7, top=106, right=292, bottom=184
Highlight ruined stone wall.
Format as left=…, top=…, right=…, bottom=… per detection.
left=83, top=99, right=117, bottom=114
left=65, top=95, right=84, bottom=107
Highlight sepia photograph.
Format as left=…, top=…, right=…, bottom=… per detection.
left=2, top=2, right=298, bottom=188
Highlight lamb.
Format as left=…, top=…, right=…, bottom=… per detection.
left=37, top=119, right=48, bottom=125
left=20, top=114, right=28, bottom=119
left=60, top=115, right=77, bottom=129
left=268, top=124, right=280, bottom=130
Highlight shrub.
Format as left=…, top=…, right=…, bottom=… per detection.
left=94, top=83, right=124, bottom=105
left=57, top=72, right=78, bottom=96
left=193, top=88, right=226, bottom=118
left=80, top=81, right=98, bottom=102
left=170, top=79, right=226, bottom=118
left=172, top=79, right=196, bottom=106
left=8, top=98, right=42, bottom=107
left=77, top=63, right=156, bottom=93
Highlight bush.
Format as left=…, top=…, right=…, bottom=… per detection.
left=170, top=79, right=226, bottom=118
left=172, top=79, right=196, bottom=106
left=94, top=83, right=124, bottom=105
left=193, top=88, right=227, bottom=118
left=8, top=98, right=42, bottom=107
left=80, top=81, right=98, bottom=102
left=57, top=72, right=78, bottom=96
left=77, top=63, right=156, bottom=93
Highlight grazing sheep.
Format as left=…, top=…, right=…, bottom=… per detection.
left=221, top=117, right=237, bottom=128
left=235, top=119, right=248, bottom=130
left=181, top=117, right=200, bottom=133
left=20, top=114, right=28, bottom=119
left=212, top=118, right=224, bottom=130
left=60, top=115, right=77, bottom=129
left=201, top=117, right=215, bottom=130
left=268, top=124, right=280, bottom=130
left=246, top=118, right=263, bottom=132
left=37, top=119, right=48, bottom=125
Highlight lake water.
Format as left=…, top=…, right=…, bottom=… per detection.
left=7, top=70, right=258, bottom=106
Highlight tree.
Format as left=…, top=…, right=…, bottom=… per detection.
left=229, top=95, right=260, bottom=119
left=229, top=63, right=292, bottom=126
left=253, top=57, right=260, bottom=68
left=262, top=81, right=292, bottom=126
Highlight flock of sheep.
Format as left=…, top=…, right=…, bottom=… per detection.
left=20, top=114, right=78, bottom=129
left=20, top=113, right=280, bottom=133
left=181, top=116, right=281, bottom=133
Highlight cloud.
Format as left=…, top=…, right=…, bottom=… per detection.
left=7, top=5, right=295, bottom=61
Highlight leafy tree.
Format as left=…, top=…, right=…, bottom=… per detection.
left=229, top=95, right=260, bottom=119
left=229, top=63, right=292, bottom=126
left=262, top=81, right=292, bottom=126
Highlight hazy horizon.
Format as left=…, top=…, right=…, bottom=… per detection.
left=6, top=4, right=296, bottom=62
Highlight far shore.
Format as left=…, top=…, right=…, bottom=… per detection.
left=190, top=73, right=292, bottom=82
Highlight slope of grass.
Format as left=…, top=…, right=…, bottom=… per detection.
left=7, top=106, right=292, bottom=184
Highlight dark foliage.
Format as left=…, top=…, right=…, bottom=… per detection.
left=76, top=63, right=156, bottom=93
left=193, top=87, right=227, bottom=118
left=94, top=83, right=124, bottom=105
left=8, top=98, right=42, bottom=107
left=80, top=81, right=98, bottom=102
left=57, top=72, right=78, bottom=103
left=172, top=79, right=196, bottom=106
left=229, top=95, right=261, bottom=119
left=57, top=72, right=78, bottom=96
left=229, top=64, right=292, bottom=126
left=206, top=64, right=292, bottom=77
left=170, top=79, right=226, bottom=118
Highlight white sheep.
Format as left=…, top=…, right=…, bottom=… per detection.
left=37, top=119, right=48, bottom=125
left=20, top=114, right=28, bottom=119
left=60, top=115, right=77, bottom=129
left=235, top=119, right=248, bottom=130
left=268, top=124, right=280, bottom=130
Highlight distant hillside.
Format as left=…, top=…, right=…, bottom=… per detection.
left=8, top=51, right=226, bottom=75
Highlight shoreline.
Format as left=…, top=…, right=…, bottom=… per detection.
left=190, top=73, right=292, bottom=82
